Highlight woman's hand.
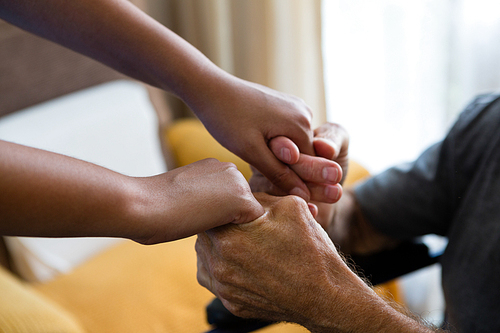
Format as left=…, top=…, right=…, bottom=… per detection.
left=249, top=122, right=349, bottom=227
left=131, top=158, right=264, bottom=245
left=249, top=122, right=349, bottom=201
left=0, top=0, right=317, bottom=202
left=0, top=140, right=263, bottom=245
left=185, top=75, right=316, bottom=201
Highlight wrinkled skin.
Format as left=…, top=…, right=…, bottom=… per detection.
left=196, top=193, right=430, bottom=333
left=196, top=193, right=350, bottom=327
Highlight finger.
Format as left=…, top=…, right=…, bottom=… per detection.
left=235, top=192, right=265, bottom=224
left=269, top=136, right=300, bottom=164
left=196, top=252, right=212, bottom=291
left=266, top=101, right=315, bottom=157
left=251, top=139, right=311, bottom=201
left=249, top=166, right=288, bottom=196
left=313, top=138, right=336, bottom=160
left=313, top=123, right=349, bottom=160
left=289, top=154, right=342, bottom=184
left=224, top=164, right=265, bottom=224
left=307, top=182, right=343, bottom=203
left=308, top=203, right=318, bottom=219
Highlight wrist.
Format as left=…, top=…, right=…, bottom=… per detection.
left=115, top=176, right=161, bottom=244
left=174, top=65, right=235, bottom=119
left=303, top=268, right=433, bottom=333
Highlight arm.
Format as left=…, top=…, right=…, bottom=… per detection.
left=196, top=193, right=438, bottom=332
left=0, top=0, right=314, bottom=198
left=0, top=140, right=262, bottom=244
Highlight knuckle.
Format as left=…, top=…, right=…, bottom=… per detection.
left=222, top=161, right=238, bottom=170
left=275, top=195, right=307, bottom=213
left=200, top=157, right=220, bottom=166
left=297, top=109, right=312, bottom=125
left=214, top=239, right=234, bottom=259
left=218, top=288, right=233, bottom=301
left=286, top=194, right=307, bottom=207
left=196, top=270, right=207, bottom=287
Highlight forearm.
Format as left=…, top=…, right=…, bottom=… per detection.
left=0, top=140, right=263, bottom=244
left=302, top=264, right=437, bottom=333
left=0, top=0, right=224, bottom=107
left=0, top=0, right=317, bottom=196
left=0, top=140, right=144, bottom=240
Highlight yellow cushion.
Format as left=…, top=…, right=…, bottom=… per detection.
left=34, top=237, right=307, bottom=333
left=165, top=119, right=252, bottom=180
left=0, top=266, right=85, bottom=333
left=343, top=160, right=371, bottom=187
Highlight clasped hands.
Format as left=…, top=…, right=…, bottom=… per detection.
left=195, top=123, right=365, bottom=330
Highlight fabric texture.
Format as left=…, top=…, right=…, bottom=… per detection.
left=34, top=238, right=308, bottom=333
left=0, top=266, right=85, bottom=333
left=355, top=93, right=500, bottom=332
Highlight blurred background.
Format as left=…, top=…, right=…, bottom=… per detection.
left=323, top=0, right=500, bottom=174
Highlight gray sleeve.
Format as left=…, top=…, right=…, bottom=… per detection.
left=354, top=142, right=452, bottom=239
left=354, top=93, right=500, bottom=240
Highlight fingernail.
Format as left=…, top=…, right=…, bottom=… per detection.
left=325, top=185, right=340, bottom=201
left=322, top=167, right=339, bottom=182
left=290, top=187, right=309, bottom=200
left=281, top=148, right=292, bottom=164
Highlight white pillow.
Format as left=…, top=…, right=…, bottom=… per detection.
left=0, top=80, right=167, bottom=282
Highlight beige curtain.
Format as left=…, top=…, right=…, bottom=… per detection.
left=146, top=0, right=326, bottom=128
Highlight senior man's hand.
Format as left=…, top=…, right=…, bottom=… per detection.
left=196, top=193, right=436, bottom=333
left=196, top=193, right=348, bottom=328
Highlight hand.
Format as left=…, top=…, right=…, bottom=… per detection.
left=269, top=122, right=349, bottom=185
left=251, top=123, right=349, bottom=203
left=188, top=76, right=315, bottom=201
left=249, top=122, right=349, bottom=225
left=133, top=159, right=264, bottom=244
left=312, top=122, right=349, bottom=184
left=196, top=193, right=434, bottom=333
left=196, top=193, right=348, bottom=328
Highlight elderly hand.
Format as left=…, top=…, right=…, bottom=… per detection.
left=196, top=193, right=435, bottom=333
left=196, top=193, right=349, bottom=328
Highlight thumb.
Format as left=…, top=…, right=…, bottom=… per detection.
left=253, top=142, right=310, bottom=201
left=232, top=192, right=265, bottom=224
left=269, top=136, right=300, bottom=165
